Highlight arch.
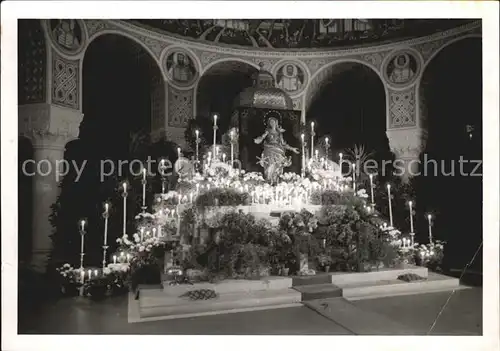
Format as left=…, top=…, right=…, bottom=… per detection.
left=194, top=58, right=258, bottom=119
left=305, top=58, right=387, bottom=113
left=420, top=34, right=482, bottom=73
left=306, top=60, right=388, bottom=162
left=83, top=29, right=164, bottom=78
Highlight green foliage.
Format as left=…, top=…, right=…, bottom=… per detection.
left=195, top=188, right=250, bottom=208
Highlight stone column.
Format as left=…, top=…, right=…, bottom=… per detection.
left=165, top=84, right=194, bottom=148
left=386, top=86, right=426, bottom=182
left=386, top=128, right=426, bottom=181
left=19, top=103, right=83, bottom=271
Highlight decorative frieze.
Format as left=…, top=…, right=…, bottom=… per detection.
left=388, top=86, right=417, bottom=129
left=167, top=85, right=194, bottom=128
left=51, top=50, right=79, bottom=109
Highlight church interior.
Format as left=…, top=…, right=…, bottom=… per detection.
left=15, top=18, right=484, bottom=335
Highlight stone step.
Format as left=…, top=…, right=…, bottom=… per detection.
left=161, top=277, right=293, bottom=294
left=304, top=297, right=416, bottom=335
left=138, top=288, right=302, bottom=320
left=294, top=283, right=342, bottom=301
left=292, top=273, right=333, bottom=287
left=330, top=266, right=429, bottom=285
left=339, top=272, right=461, bottom=300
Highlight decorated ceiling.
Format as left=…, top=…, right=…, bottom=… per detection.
left=129, top=19, right=473, bottom=49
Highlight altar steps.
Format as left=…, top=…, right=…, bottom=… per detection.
left=136, top=288, right=301, bottom=321
left=291, top=267, right=466, bottom=302
left=294, top=283, right=343, bottom=301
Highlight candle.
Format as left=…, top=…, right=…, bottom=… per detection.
left=94, top=269, right=98, bottom=277
left=352, top=163, right=356, bottom=192
left=427, top=214, right=433, bottom=243
left=369, top=174, right=375, bottom=205
left=387, top=184, right=393, bottom=227
left=178, top=194, right=182, bottom=205
left=216, top=146, right=220, bottom=157
left=213, top=114, right=218, bottom=157
left=301, top=133, right=306, bottom=176
left=140, top=227, right=144, bottom=241
left=142, top=169, right=146, bottom=208
left=113, top=255, right=117, bottom=264
left=126, top=253, right=131, bottom=263
left=230, top=129, right=234, bottom=168
left=409, top=201, right=414, bottom=233
left=80, top=270, right=85, bottom=283
left=152, top=228, right=157, bottom=237
left=310, top=122, right=315, bottom=160
left=88, top=269, right=92, bottom=280
left=222, top=153, right=226, bottom=163
left=103, top=203, right=109, bottom=246
left=324, top=137, right=329, bottom=164
left=190, top=192, right=193, bottom=203
left=122, top=182, right=127, bottom=235
left=196, top=183, right=200, bottom=195
left=177, top=147, right=181, bottom=158
left=80, top=219, right=85, bottom=232
left=195, top=130, right=200, bottom=162
left=315, top=149, right=319, bottom=160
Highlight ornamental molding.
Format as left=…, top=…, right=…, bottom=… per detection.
left=386, top=127, right=426, bottom=159
left=19, top=103, right=83, bottom=148
left=388, top=86, right=417, bottom=129
left=108, top=19, right=480, bottom=59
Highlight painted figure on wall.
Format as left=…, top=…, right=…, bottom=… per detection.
left=276, top=63, right=305, bottom=93
left=254, top=116, right=299, bottom=184
left=386, top=53, right=417, bottom=85
left=166, top=52, right=197, bottom=85
left=50, top=19, right=82, bottom=52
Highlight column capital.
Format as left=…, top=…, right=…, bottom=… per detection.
left=386, top=127, right=427, bottom=160
left=19, top=103, right=83, bottom=149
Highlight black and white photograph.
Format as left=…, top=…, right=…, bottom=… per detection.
left=2, top=2, right=499, bottom=351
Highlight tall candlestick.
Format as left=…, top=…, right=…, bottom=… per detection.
left=387, top=184, right=393, bottom=227
left=213, top=114, right=218, bottom=157
left=427, top=214, right=433, bottom=243
left=195, top=130, right=200, bottom=162
left=230, top=129, right=234, bottom=168
left=352, top=163, right=356, bottom=193
left=301, top=133, right=305, bottom=176
left=369, top=174, right=375, bottom=205
left=142, top=169, right=147, bottom=209
left=122, top=182, right=127, bottom=236
left=409, top=201, right=414, bottom=233
left=102, top=203, right=110, bottom=267
left=79, top=220, right=86, bottom=269
left=324, top=137, right=329, bottom=166
left=310, top=122, right=315, bottom=161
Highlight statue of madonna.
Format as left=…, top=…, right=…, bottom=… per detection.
left=254, top=117, right=299, bottom=184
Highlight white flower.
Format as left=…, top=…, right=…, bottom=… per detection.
left=63, top=263, right=70, bottom=268
left=139, top=246, right=145, bottom=252
left=134, top=236, right=140, bottom=243
left=103, top=267, right=111, bottom=275
left=116, top=238, right=122, bottom=244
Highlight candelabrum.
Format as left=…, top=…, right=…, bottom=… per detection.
left=141, top=177, right=147, bottom=213
left=79, top=228, right=86, bottom=271
left=102, top=209, right=110, bottom=268
left=122, top=185, right=128, bottom=236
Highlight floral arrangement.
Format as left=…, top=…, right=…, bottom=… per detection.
left=415, top=240, right=445, bottom=269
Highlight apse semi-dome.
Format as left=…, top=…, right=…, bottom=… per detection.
left=235, top=63, right=293, bottom=110
left=129, top=19, right=474, bottom=49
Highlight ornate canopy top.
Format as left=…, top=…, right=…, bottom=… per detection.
left=236, top=63, right=293, bottom=110
left=129, top=19, right=474, bottom=49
